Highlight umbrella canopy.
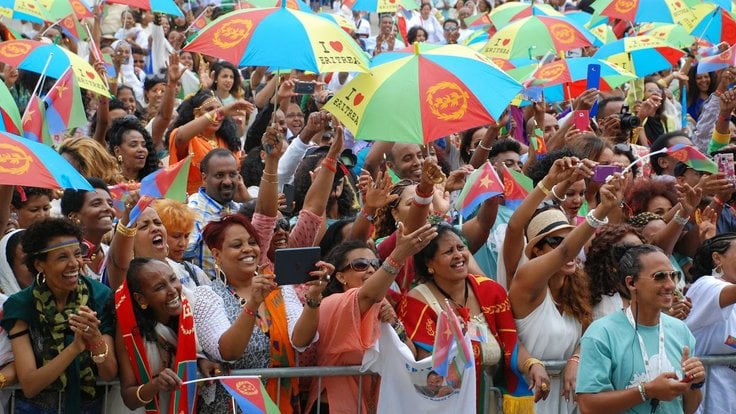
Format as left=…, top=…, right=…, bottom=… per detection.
left=463, top=12, right=492, bottom=30
left=488, top=2, right=562, bottom=28
left=105, top=0, right=182, bottom=16
left=41, top=0, right=92, bottom=20
left=183, top=6, right=370, bottom=73
left=349, top=0, right=420, bottom=13
left=0, top=40, right=109, bottom=96
left=594, top=35, right=685, bottom=77
left=323, top=43, right=522, bottom=144
left=317, top=12, right=357, bottom=33
left=591, top=0, right=695, bottom=24
left=639, top=23, right=695, bottom=48
left=682, top=2, right=736, bottom=46
left=0, top=131, right=92, bottom=190
left=589, top=23, right=617, bottom=46
left=481, top=15, right=595, bottom=60
left=0, top=0, right=50, bottom=23
left=242, top=0, right=312, bottom=12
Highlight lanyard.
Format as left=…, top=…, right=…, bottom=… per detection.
left=625, top=307, right=666, bottom=380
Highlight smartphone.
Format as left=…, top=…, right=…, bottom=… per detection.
left=587, top=64, right=601, bottom=117
left=282, top=183, right=295, bottom=215
left=274, top=247, right=321, bottom=285
left=592, top=165, right=623, bottom=183
left=717, top=153, right=735, bottom=185
left=573, top=110, right=590, bottom=131
left=293, top=81, right=315, bottom=95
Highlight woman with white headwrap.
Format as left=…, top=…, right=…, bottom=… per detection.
left=111, top=40, right=145, bottom=103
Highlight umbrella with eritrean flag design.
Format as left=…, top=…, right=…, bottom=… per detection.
left=323, top=43, right=522, bottom=144
left=480, top=15, right=595, bottom=60
left=487, top=2, right=562, bottom=28
left=591, top=0, right=695, bottom=25
left=593, top=35, right=685, bottom=77
left=183, top=4, right=369, bottom=74
left=0, top=81, right=21, bottom=135
left=0, top=131, right=92, bottom=190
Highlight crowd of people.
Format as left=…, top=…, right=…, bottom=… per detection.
left=0, top=0, right=735, bottom=413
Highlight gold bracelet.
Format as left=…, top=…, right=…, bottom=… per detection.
left=523, top=357, right=545, bottom=374
left=136, top=384, right=153, bottom=404
left=116, top=221, right=138, bottom=238
left=262, top=171, right=278, bottom=177
left=0, top=372, right=6, bottom=390
left=536, top=181, right=552, bottom=197
left=260, top=177, right=278, bottom=184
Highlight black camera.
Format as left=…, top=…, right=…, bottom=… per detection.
left=617, top=105, right=640, bottom=130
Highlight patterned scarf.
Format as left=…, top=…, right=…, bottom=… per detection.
left=32, top=278, right=96, bottom=406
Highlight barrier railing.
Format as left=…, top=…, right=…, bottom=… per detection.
left=3, top=355, right=733, bottom=413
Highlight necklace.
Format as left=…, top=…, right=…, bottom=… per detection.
left=431, top=279, right=469, bottom=308
left=226, top=285, right=248, bottom=308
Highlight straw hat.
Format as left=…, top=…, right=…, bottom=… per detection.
left=524, top=208, right=576, bottom=259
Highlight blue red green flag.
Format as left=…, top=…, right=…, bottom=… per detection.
left=219, top=377, right=280, bottom=414
left=454, top=161, right=504, bottom=218
left=21, top=95, right=52, bottom=146
left=44, top=68, right=87, bottom=135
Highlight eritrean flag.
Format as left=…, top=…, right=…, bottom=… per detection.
left=454, top=161, right=504, bottom=218
left=502, top=165, right=533, bottom=210
left=0, top=82, right=21, bottom=135
left=219, top=377, right=279, bottom=414
left=108, top=182, right=140, bottom=217
left=127, top=156, right=191, bottom=225
left=666, top=144, right=718, bottom=174
left=43, top=67, right=87, bottom=135
left=21, top=95, right=51, bottom=146
left=697, top=44, right=736, bottom=74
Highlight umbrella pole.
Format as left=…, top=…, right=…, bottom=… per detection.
left=696, top=9, right=718, bottom=44
left=23, top=52, right=54, bottom=116
left=39, top=18, right=66, bottom=40
left=83, top=23, right=110, bottom=90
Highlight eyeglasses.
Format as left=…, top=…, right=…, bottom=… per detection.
left=444, top=25, right=458, bottom=32
left=339, top=258, right=381, bottom=272
left=274, top=218, right=290, bottom=232
left=541, top=236, right=564, bottom=248
left=649, top=270, right=681, bottom=282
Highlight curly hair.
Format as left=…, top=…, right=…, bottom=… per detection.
left=624, top=177, right=678, bottom=215
left=526, top=148, right=580, bottom=186
left=526, top=223, right=593, bottom=327
left=293, top=154, right=358, bottom=219
left=239, top=146, right=263, bottom=187
left=23, top=217, right=83, bottom=274
left=406, top=26, right=428, bottom=45
left=211, top=61, right=244, bottom=99
left=58, top=137, right=123, bottom=185
left=165, top=89, right=240, bottom=152
left=106, top=116, right=159, bottom=181
left=373, top=180, right=415, bottom=240
left=460, top=127, right=483, bottom=165
left=690, top=233, right=736, bottom=282
left=323, top=239, right=374, bottom=297
left=152, top=199, right=196, bottom=235
left=585, top=224, right=645, bottom=306
left=11, top=186, right=53, bottom=209
left=127, top=257, right=178, bottom=342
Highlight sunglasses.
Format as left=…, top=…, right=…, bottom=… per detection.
left=614, top=143, right=632, bottom=153
left=541, top=236, right=564, bottom=248
left=444, top=26, right=458, bottom=32
left=274, top=217, right=290, bottom=232
left=339, top=258, right=381, bottom=272
left=649, top=270, right=681, bottom=282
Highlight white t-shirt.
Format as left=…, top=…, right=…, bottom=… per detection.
left=361, top=324, right=476, bottom=413
left=685, top=275, right=736, bottom=414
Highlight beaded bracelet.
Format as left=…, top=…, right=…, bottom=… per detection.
left=673, top=211, right=689, bottom=226
left=385, top=256, right=402, bottom=269
left=413, top=193, right=433, bottom=205
left=415, top=186, right=433, bottom=198
left=585, top=209, right=608, bottom=229
left=242, top=305, right=259, bottom=319
left=382, top=260, right=400, bottom=275
left=360, top=209, right=375, bottom=222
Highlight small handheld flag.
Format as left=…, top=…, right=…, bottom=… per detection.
left=666, top=144, right=718, bottom=174
left=43, top=68, right=87, bottom=135
left=697, top=44, right=736, bottom=74
left=454, top=161, right=503, bottom=218
left=501, top=165, right=533, bottom=210
left=219, top=377, right=280, bottom=414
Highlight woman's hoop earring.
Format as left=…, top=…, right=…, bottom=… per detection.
left=714, top=264, right=724, bottom=278
left=36, top=272, right=45, bottom=285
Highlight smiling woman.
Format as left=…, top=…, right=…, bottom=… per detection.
left=106, top=116, right=159, bottom=183
left=1, top=218, right=116, bottom=414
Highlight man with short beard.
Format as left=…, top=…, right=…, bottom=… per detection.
left=185, top=148, right=248, bottom=279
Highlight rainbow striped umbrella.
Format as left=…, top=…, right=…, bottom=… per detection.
left=323, top=43, right=522, bottom=144
left=183, top=5, right=369, bottom=73
left=0, top=131, right=92, bottom=190
left=594, top=35, right=685, bottom=77
left=241, top=0, right=312, bottom=12
left=591, top=0, right=696, bottom=24
left=488, top=2, right=562, bottom=28
left=105, top=0, right=182, bottom=16
left=481, top=15, right=595, bottom=60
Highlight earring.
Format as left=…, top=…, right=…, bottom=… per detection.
left=117, top=155, right=123, bottom=163
left=714, top=264, right=724, bottom=278
left=36, top=272, right=45, bottom=285
left=428, top=267, right=434, bottom=274
left=140, top=303, right=148, bottom=310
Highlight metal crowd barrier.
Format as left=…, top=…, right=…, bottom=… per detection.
left=2, top=356, right=733, bottom=413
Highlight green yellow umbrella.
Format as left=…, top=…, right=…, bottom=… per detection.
left=488, top=2, right=562, bottom=29
left=323, top=43, right=522, bottom=144
left=589, top=23, right=617, bottom=46
left=639, top=23, right=695, bottom=48
left=481, top=15, right=595, bottom=60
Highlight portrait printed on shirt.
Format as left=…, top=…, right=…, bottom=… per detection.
left=412, top=366, right=462, bottom=400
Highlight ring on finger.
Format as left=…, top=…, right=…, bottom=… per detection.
left=84, top=325, right=90, bottom=333
left=540, top=383, right=549, bottom=392
left=417, top=237, right=423, bottom=242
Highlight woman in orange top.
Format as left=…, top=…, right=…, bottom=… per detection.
left=166, top=89, right=254, bottom=195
